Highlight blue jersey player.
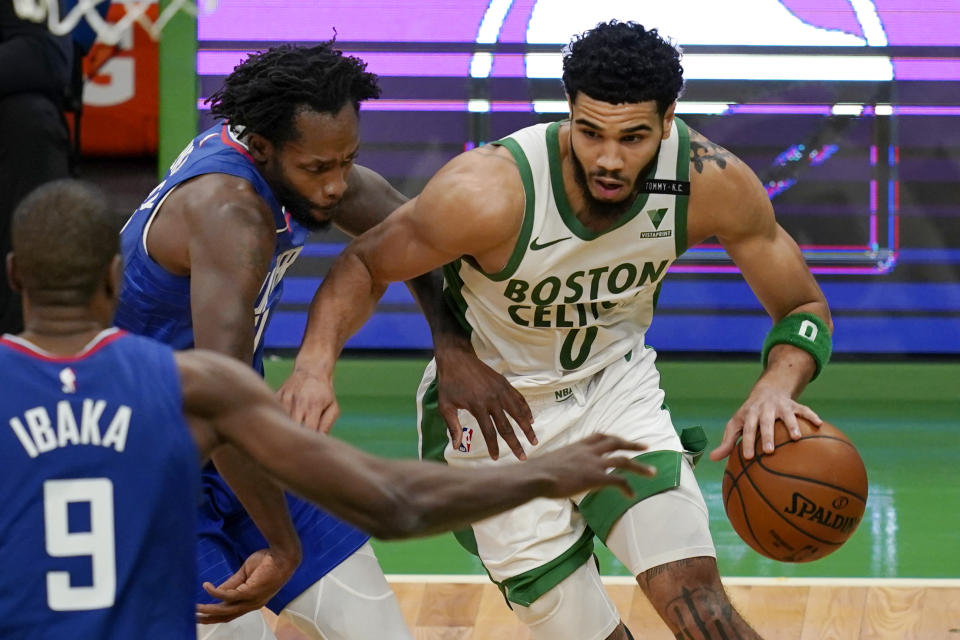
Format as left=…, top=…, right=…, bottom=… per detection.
left=114, top=43, right=542, bottom=639
left=3, top=179, right=653, bottom=639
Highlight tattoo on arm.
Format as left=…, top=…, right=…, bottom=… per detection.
left=689, top=129, right=735, bottom=174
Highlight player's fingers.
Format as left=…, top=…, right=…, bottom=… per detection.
left=276, top=385, right=294, bottom=411
left=492, top=411, right=526, bottom=460
left=795, top=403, right=822, bottom=427
left=602, top=474, right=635, bottom=498
left=439, top=405, right=463, bottom=449
left=195, top=605, right=246, bottom=624
left=592, top=434, right=648, bottom=454
left=504, top=388, right=537, bottom=445
left=303, top=403, right=326, bottom=433
left=210, top=571, right=247, bottom=592
left=620, top=459, right=657, bottom=477
left=740, top=411, right=760, bottom=460
left=317, top=403, right=339, bottom=434
left=475, top=414, right=499, bottom=460
left=709, top=418, right=741, bottom=461
left=758, top=407, right=777, bottom=455
left=201, top=581, right=240, bottom=601
left=603, top=455, right=657, bottom=478
left=781, top=409, right=802, bottom=440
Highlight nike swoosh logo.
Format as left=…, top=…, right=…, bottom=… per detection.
left=530, top=236, right=571, bottom=251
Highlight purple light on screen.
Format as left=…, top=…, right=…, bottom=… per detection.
left=728, top=104, right=833, bottom=115
left=780, top=0, right=865, bottom=37
left=893, top=58, right=960, bottom=81
left=874, top=0, right=960, bottom=46
left=669, top=264, right=891, bottom=275
left=896, top=106, right=960, bottom=116
left=197, top=1, right=488, bottom=43
left=197, top=50, right=474, bottom=78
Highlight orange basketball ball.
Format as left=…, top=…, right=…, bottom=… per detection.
left=722, top=417, right=868, bottom=562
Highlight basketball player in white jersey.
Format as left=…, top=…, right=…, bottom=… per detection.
left=295, top=21, right=833, bottom=640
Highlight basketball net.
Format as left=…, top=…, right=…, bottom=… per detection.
left=12, top=0, right=217, bottom=45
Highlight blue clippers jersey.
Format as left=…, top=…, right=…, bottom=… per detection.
left=116, top=124, right=308, bottom=370
left=0, top=329, right=198, bottom=639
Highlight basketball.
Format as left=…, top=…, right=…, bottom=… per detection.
left=722, top=417, right=868, bottom=562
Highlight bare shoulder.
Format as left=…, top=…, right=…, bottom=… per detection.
left=686, top=127, right=773, bottom=245
left=421, top=144, right=524, bottom=228
left=409, top=145, right=526, bottom=259
left=172, top=173, right=274, bottom=231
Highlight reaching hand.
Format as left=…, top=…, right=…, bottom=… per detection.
left=709, top=381, right=822, bottom=462
left=195, top=547, right=299, bottom=624
left=530, top=434, right=657, bottom=498
left=276, top=366, right=338, bottom=433
left=435, top=355, right=536, bottom=461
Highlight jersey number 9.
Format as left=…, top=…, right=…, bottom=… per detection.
left=43, top=478, right=116, bottom=611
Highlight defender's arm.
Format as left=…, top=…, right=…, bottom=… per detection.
left=178, top=349, right=654, bottom=539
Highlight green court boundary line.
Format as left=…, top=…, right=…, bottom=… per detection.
left=386, top=575, right=960, bottom=587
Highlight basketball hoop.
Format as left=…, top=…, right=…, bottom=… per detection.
left=12, top=0, right=217, bottom=45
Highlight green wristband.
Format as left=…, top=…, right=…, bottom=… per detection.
left=761, top=313, right=832, bottom=380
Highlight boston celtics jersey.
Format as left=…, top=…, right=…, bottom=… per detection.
left=443, top=118, right=691, bottom=389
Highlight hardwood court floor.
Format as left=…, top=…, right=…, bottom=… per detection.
left=269, top=578, right=960, bottom=639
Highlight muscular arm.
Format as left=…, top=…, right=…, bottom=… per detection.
left=328, top=166, right=462, bottom=339
left=685, top=130, right=832, bottom=460
left=178, top=350, right=652, bottom=539
left=153, top=176, right=301, bottom=566
left=284, top=165, right=514, bottom=431
left=292, top=151, right=522, bottom=396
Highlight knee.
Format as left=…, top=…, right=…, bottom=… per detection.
left=511, top=561, right=620, bottom=640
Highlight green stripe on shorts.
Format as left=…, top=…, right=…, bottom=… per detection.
left=500, top=528, right=595, bottom=607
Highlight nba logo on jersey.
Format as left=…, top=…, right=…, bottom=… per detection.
left=459, top=427, right=473, bottom=453
left=59, top=367, right=77, bottom=393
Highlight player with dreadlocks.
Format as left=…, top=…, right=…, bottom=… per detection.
left=115, top=42, right=535, bottom=640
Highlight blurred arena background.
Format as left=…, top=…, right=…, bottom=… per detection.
left=8, top=0, right=959, bottom=636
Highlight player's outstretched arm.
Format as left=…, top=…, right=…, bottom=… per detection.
left=684, top=131, right=832, bottom=462
left=178, top=349, right=656, bottom=540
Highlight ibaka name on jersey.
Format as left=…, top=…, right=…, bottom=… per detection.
left=8, top=400, right=132, bottom=458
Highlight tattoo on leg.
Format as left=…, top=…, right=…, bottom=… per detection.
left=640, top=558, right=696, bottom=588
left=666, top=586, right=743, bottom=640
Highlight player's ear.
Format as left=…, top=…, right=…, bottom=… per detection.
left=6, top=252, right=21, bottom=293
left=661, top=102, right=677, bottom=140
left=246, top=132, right=274, bottom=163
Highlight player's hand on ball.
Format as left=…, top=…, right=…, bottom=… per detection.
left=195, top=547, right=299, bottom=624
left=277, top=366, right=339, bottom=433
left=435, top=352, right=536, bottom=461
left=532, top=434, right=656, bottom=498
left=709, top=381, right=822, bottom=461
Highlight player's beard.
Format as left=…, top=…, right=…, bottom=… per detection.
left=268, top=166, right=333, bottom=233
left=569, top=141, right=658, bottom=220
